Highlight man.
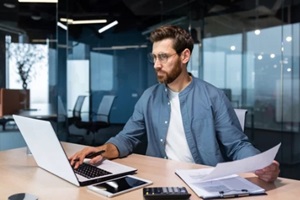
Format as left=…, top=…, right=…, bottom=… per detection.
left=70, top=25, right=280, bottom=183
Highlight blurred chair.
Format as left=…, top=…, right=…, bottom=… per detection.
left=234, top=108, right=247, bottom=131
left=57, top=96, right=85, bottom=143
left=68, top=95, right=86, bottom=125
left=75, top=95, right=116, bottom=145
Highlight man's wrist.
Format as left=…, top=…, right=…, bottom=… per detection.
left=101, top=143, right=120, bottom=159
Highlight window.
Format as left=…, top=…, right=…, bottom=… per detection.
left=6, top=38, right=49, bottom=104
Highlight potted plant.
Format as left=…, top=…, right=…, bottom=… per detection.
left=6, top=41, right=47, bottom=109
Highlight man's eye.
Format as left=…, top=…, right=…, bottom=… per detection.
left=159, top=54, right=168, bottom=59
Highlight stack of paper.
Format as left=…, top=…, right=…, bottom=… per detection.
left=176, top=143, right=281, bottom=199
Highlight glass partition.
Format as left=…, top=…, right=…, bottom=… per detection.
left=1, top=2, right=57, bottom=115
left=55, top=0, right=300, bottom=178
left=201, top=4, right=300, bottom=168
left=202, top=23, right=300, bottom=132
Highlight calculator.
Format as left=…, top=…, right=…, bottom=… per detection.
left=143, top=186, right=191, bottom=199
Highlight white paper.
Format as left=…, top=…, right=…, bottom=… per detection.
left=176, top=168, right=266, bottom=198
left=190, top=175, right=265, bottom=198
left=200, top=143, right=281, bottom=181
left=175, top=144, right=281, bottom=198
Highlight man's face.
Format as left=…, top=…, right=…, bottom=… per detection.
left=152, top=39, right=182, bottom=84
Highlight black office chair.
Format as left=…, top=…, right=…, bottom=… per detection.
left=75, top=95, right=116, bottom=145
left=57, top=96, right=86, bottom=143
left=68, top=95, right=86, bottom=126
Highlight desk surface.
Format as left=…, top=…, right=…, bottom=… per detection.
left=0, top=142, right=300, bottom=200
left=18, top=103, right=57, bottom=119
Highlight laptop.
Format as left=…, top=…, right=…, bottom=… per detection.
left=13, top=115, right=137, bottom=187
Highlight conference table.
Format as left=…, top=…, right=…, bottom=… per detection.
left=18, top=103, right=57, bottom=120
left=0, top=104, right=57, bottom=130
left=0, top=142, right=300, bottom=200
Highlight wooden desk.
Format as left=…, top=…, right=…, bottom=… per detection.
left=0, top=142, right=299, bottom=200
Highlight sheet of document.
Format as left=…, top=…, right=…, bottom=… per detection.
left=175, top=144, right=280, bottom=198
left=190, top=175, right=265, bottom=198
left=200, top=143, right=281, bottom=181
left=176, top=168, right=267, bottom=198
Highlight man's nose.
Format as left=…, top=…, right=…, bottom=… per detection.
left=153, top=59, right=162, bottom=69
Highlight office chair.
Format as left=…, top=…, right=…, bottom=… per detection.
left=68, top=95, right=87, bottom=125
left=234, top=108, right=247, bottom=131
left=57, top=96, right=85, bottom=143
left=75, top=95, right=116, bottom=145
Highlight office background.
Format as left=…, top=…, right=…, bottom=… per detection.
left=0, top=0, right=300, bottom=180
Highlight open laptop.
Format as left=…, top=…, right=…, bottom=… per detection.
left=13, top=115, right=137, bottom=187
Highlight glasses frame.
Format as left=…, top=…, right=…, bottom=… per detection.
left=148, top=52, right=178, bottom=64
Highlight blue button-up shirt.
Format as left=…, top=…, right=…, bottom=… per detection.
left=107, top=76, right=260, bottom=166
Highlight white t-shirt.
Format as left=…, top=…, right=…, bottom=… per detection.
left=165, top=89, right=195, bottom=163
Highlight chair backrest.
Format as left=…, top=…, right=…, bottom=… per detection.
left=95, top=95, right=116, bottom=123
left=57, top=96, right=67, bottom=121
left=73, top=95, right=86, bottom=118
left=234, top=108, right=247, bottom=131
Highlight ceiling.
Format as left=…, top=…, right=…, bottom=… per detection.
left=1, top=0, right=300, bottom=43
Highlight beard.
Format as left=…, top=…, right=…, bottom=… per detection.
left=156, top=61, right=182, bottom=84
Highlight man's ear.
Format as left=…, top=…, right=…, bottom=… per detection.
left=181, top=48, right=191, bottom=64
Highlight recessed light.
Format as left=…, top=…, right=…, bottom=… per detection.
left=286, top=36, right=292, bottom=42
left=254, top=29, right=260, bottom=35
left=31, top=14, right=41, bottom=20
left=3, top=3, right=16, bottom=8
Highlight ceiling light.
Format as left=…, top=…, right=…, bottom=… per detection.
left=71, top=19, right=107, bottom=24
left=257, top=55, right=263, bottom=60
left=57, top=22, right=67, bottom=30
left=31, top=13, right=41, bottom=20
left=60, top=18, right=73, bottom=23
left=286, top=36, right=292, bottom=42
left=3, top=3, right=16, bottom=8
left=60, top=18, right=107, bottom=25
left=18, top=0, right=57, bottom=3
left=98, top=20, right=118, bottom=34
left=31, top=15, right=41, bottom=20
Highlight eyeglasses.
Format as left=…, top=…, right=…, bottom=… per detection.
left=148, top=52, right=178, bottom=64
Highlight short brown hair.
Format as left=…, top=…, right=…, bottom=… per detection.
left=149, top=25, right=194, bottom=54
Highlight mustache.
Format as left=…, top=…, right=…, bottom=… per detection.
left=155, top=68, right=165, bottom=73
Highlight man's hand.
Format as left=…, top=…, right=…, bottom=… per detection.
left=68, top=143, right=119, bottom=169
left=255, top=160, right=280, bottom=183
left=69, top=146, right=104, bottom=169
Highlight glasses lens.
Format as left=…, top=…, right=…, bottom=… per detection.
left=158, top=54, right=169, bottom=63
left=148, top=53, right=177, bottom=63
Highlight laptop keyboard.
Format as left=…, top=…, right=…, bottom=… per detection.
left=74, top=163, right=112, bottom=178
